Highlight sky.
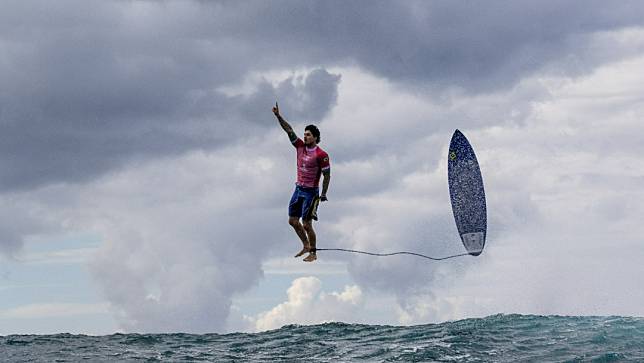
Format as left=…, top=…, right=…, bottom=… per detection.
left=2, top=0, right=644, bottom=335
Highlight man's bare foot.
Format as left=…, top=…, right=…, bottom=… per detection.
left=303, top=252, right=317, bottom=262
left=294, top=246, right=310, bottom=258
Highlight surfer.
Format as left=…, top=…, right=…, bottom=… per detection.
left=272, top=102, right=331, bottom=262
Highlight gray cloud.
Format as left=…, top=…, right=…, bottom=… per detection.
left=0, top=192, right=61, bottom=257
left=223, top=1, right=644, bottom=88
left=1, top=0, right=342, bottom=192
left=3, top=1, right=643, bottom=192
left=0, top=62, right=340, bottom=191
left=3, top=0, right=644, bottom=331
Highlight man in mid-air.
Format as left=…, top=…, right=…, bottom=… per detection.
left=272, top=103, right=331, bottom=262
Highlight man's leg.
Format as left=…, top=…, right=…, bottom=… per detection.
left=302, top=219, right=317, bottom=262
left=289, top=217, right=310, bottom=257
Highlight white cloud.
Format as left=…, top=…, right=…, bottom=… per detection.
left=390, top=52, right=644, bottom=323
left=249, top=277, right=363, bottom=332
left=3, top=50, right=644, bottom=334
left=83, top=146, right=288, bottom=333
left=261, top=257, right=348, bottom=276
left=6, top=54, right=642, bottom=334
left=2, top=11, right=644, bottom=335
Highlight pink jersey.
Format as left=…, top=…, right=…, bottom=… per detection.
left=292, top=138, right=330, bottom=188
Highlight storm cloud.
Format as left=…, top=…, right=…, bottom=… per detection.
left=2, top=1, right=644, bottom=332
left=3, top=1, right=644, bottom=191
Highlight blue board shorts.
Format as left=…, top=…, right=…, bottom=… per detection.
left=288, top=185, right=320, bottom=221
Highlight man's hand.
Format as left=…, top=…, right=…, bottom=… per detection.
left=272, top=102, right=280, bottom=117
left=320, top=195, right=328, bottom=202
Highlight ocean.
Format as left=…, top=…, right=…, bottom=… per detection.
left=2, top=314, right=643, bottom=362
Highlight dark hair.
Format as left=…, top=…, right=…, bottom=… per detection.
left=305, top=124, right=320, bottom=143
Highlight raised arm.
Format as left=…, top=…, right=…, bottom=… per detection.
left=272, top=102, right=297, bottom=143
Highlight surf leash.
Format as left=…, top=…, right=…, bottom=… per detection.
left=313, top=248, right=471, bottom=261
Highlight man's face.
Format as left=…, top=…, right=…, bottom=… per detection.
left=303, top=130, right=316, bottom=145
